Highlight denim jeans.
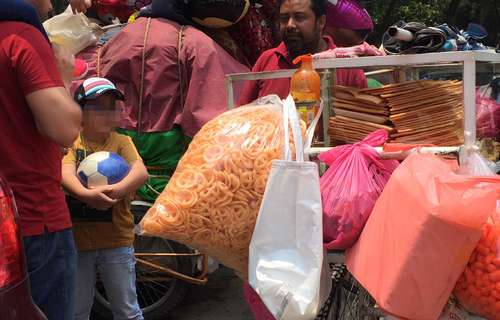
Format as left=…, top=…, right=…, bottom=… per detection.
left=75, top=246, right=143, bottom=320
left=23, top=228, right=77, bottom=320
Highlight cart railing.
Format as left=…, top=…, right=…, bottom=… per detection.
left=226, top=51, right=500, bottom=147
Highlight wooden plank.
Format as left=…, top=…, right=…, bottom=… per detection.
left=389, top=96, right=462, bottom=112
left=392, top=120, right=461, bottom=136
left=333, top=102, right=390, bottom=115
left=381, top=82, right=462, bottom=99
left=330, top=121, right=392, bottom=134
left=333, top=109, right=389, bottom=124
left=393, top=110, right=463, bottom=127
left=388, top=89, right=462, bottom=104
left=333, top=85, right=386, bottom=105
left=334, top=115, right=394, bottom=130
left=333, top=97, right=389, bottom=110
left=390, top=103, right=462, bottom=120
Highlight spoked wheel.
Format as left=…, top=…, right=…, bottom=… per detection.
left=330, top=270, right=383, bottom=320
left=91, top=203, right=194, bottom=320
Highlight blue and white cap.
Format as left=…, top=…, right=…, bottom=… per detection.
left=74, top=77, right=124, bottom=107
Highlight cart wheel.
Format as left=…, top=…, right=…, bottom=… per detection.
left=315, top=263, right=347, bottom=319
left=331, top=270, right=384, bottom=320
left=91, top=203, right=194, bottom=320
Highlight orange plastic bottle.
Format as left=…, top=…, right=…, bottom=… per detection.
left=290, top=55, right=321, bottom=127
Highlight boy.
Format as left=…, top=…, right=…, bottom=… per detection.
left=62, top=77, right=148, bottom=320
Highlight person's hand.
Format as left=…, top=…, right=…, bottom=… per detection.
left=82, top=186, right=117, bottom=210
left=52, top=43, right=75, bottom=89
left=70, top=0, right=92, bottom=14
left=103, top=184, right=127, bottom=200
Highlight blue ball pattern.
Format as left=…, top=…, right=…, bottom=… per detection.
left=78, top=170, right=88, bottom=187
left=97, top=152, right=130, bottom=185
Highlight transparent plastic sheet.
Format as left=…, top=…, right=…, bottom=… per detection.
left=346, top=153, right=500, bottom=320
left=453, top=148, right=500, bottom=320
left=318, top=129, right=399, bottom=250
left=457, top=144, right=496, bottom=176
left=138, top=95, right=304, bottom=278
left=43, top=6, right=99, bottom=55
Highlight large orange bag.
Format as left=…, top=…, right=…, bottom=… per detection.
left=346, top=153, right=499, bottom=320
left=139, top=96, right=304, bottom=278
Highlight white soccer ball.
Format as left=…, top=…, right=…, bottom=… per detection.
left=77, top=151, right=130, bottom=188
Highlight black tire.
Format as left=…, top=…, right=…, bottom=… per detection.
left=91, top=204, right=194, bottom=320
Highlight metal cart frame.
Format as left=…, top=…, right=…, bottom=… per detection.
left=226, top=51, right=500, bottom=148
left=226, top=51, right=500, bottom=319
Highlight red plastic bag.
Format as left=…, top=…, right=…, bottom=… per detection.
left=319, top=129, right=398, bottom=250
left=476, top=87, right=500, bottom=139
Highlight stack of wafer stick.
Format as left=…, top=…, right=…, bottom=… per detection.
left=328, top=80, right=464, bottom=146
left=362, top=80, right=464, bottom=146
left=329, top=85, right=394, bottom=143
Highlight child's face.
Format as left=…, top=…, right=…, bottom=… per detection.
left=82, top=93, right=120, bottom=135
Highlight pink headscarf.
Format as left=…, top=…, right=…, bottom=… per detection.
left=325, top=0, right=374, bottom=31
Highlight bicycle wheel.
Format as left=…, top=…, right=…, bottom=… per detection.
left=331, top=271, right=384, bottom=320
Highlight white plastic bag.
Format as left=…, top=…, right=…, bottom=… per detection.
left=458, top=132, right=496, bottom=176
left=43, top=6, right=99, bottom=54
left=249, top=95, right=324, bottom=320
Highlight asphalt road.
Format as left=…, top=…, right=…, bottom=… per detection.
left=167, top=267, right=254, bottom=320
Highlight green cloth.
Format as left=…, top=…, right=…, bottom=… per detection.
left=367, top=78, right=383, bottom=88
left=117, top=127, right=191, bottom=202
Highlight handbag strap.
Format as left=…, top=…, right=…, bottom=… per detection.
left=283, top=97, right=291, bottom=161
left=283, top=95, right=304, bottom=162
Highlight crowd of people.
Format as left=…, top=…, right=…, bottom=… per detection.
left=0, top=0, right=373, bottom=319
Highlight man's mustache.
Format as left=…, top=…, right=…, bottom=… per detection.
left=284, top=32, right=303, bottom=40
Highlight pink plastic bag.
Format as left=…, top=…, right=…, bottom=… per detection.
left=476, top=87, right=500, bottom=139
left=319, top=129, right=398, bottom=250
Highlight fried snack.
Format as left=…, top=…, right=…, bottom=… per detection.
left=454, top=222, right=500, bottom=320
left=140, top=103, right=304, bottom=278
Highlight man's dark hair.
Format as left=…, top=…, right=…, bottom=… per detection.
left=279, top=0, right=327, bottom=18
